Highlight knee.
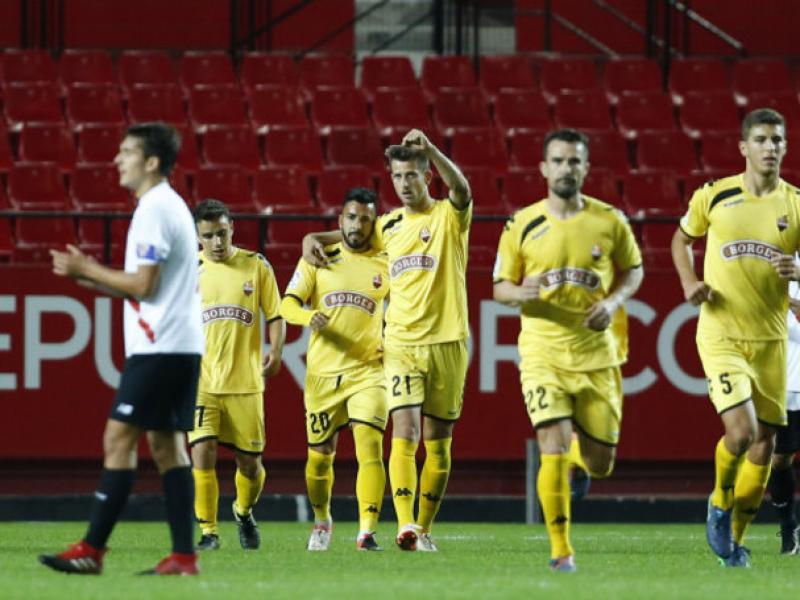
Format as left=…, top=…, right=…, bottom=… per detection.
left=236, top=455, right=262, bottom=479
left=103, top=427, right=136, bottom=461
left=725, top=428, right=756, bottom=455
left=583, top=454, right=615, bottom=479
left=191, top=441, right=217, bottom=470
left=773, top=452, right=793, bottom=470
left=392, top=411, right=421, bottom=443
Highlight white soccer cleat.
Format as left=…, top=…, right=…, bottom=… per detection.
left=307, top=524, right=332, bottom=551
left=395, top=523, right=420, bottom=551
left=417, top=532, right=438, bottom=552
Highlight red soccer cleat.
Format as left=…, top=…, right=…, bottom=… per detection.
left=39, top=540, right=106, bottom=575
left=138, top=552, right=199, bottom=576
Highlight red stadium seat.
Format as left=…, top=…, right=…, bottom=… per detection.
left=66, top=83, right=126, bottom=130
left=14, top=217, right=77, bottom=263
left=248, top=85, right=309, bottom=133
left=603, top=58, right=661, bottom=104
left=623, top=172, right=683, bottom=217
left=76, top=124, right=125, bottom=164
left=326, top=127, right=385, bottom=174
left=18, top=124, right=76, bottom=171
left=8, top=162, right=69, bottom=209
left=641, top=221, right=679, bottom=250
left=194, top=166, right=255, bottom=210
left=241, top=53, right=299, bottom=91
left=0, top=218, right=13, bottom=263
left=70, top=164, right=131, bottom=210
left=169, top=167, right=192, bottom=202
left=0, top=127, right=13, bottom=173
left=360, top=56, right=417, bottom=101
left=509, top=130, right=546, bottom=169
left=421, top=56, right=476, bottom=100
left=264, top=127, right=324, bottom=174
left=586, top=131, right=630, bottom=174
left=680, top=92, right=740, bottom=139
left=615, top=92, right=677, bottom=139
left=310, top=86, right=369, bottom=135
left=253, top=165, right=313, bottom=212
left=462, top=168, right=505, bottom=250
left=267, top=211, right=331, bottom=245
left=540, top=58, right=600, bottom=101
left=741, top=92, right=800, bottom=125
left=118, top=51, right=178, bottom=92
left=503, top=168, right=546, bottom=209
left=174, top=125, right=201, bottom=174
left=188, top=85, right=248, bottom=132
left=263, top=243, right=300, bottom=266
left=376, top=171, right=403, bottom=212
left=553, top=91, right=613, bottom=132
left=127, top=84, right=187, bottom=125
left=432, top=87, right=490, bottom=137
left=493, top=89, right=551, bottom=138
left=371, top=87, right=432, bottom=140
left=2, top=49, right=57, bottom=85
left=299, top=54, right=355, bottom=95
left=3, top=83, right=63, bottom=130
left=636, top=131, right=699, bottom=173
left=479, top=55, right=536, bottom=104
left=78, top=216, right=129, bottom=265
left=179, top=51, right=237, bottom=90
left=59, top=50, right=115, bottom=87
left=583, top=168, right=622, bottom=206
left=450, top=129, right=509, bottom=175
left=317, top=165, right=375, bottom=211
left=201, top=125, right=261, bottom=171
left=733, top=59, right=793, bottom=105
left=699, top=132, right=743, bottom=173
left=669, top=58, right=729, bottom=105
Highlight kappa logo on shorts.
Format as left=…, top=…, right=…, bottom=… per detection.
left=720, top=239, right=782, bottom=262
left=243, top=280, right=254, bottom=296
left=116, top=403, right=134, bottom=416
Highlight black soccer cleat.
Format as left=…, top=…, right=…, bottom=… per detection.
left=779, top=526, right=800, bottom=555
left=39, top=540, right=106, bottom=575
left=356, top=532, right=383, bottom=551
left=232, top=503, right=261, bottom=550
left=196, top=533, right=220, bottom=551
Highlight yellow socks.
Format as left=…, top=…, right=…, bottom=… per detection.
left=418, top=437, right=452, bottom=532
left=353, top=425, right=386, bottom=533
left=306, top=448, right=335, bottom=522
left=192, top=468, right=219, bottom=535
left=538, top=454, right=573, bottom=559
left=389, top=437, right=418, bottom=529
left=711, top=437, right=743, bottom=510
left=567, top=437, right=588, bottom=473
left=233, top=465, right=266, bottom=516
left=732, top=458, right=771, bottom=544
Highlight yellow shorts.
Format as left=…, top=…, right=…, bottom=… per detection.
left=520, top=362, right=623, bottom=446
left=384, top=340, right=469, bottom=421
left=304, top=362, right=387, bottom=446
left=697, top=334, right=787, bottom=427
left=187, top=391, right=264, bottom=455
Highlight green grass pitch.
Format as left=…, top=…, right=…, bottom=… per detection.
left=2, top=521, right=796, bottom=599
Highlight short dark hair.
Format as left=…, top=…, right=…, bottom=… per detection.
left=543, top=128, right=589, bottom=159
left=194, top=199, right=230, bottom=223
left=125, top=122, right=180, bottom=177
left=741, top=108, right=786, bottom=140
left=343, top=187, right=377, bottom=207
left=384, top=144, right=430, bottom=170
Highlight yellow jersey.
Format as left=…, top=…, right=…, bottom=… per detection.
left=373, top=199, right=471, bottom=346
left=494, top=196, right=642, bottom=371
left=282, top=243, right=389, bottom=376
left=681, top=173, right=800, bottom=340
left=198, top=248, right=282, bottom=394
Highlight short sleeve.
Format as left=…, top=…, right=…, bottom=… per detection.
left=680, top=185, right=710, bottom=239
left=284, top=258, right=316, bottom=304
left=129, top=202, right=170, bottom=265
left=447, top=197, right=472, bottom=233
left=492, top=216, right=523, bottom=284
left=257, top=256, right=282, bottom=321
left=372, top=214, right=387, bottom=251
left=611, top=211, right=643, bottom=270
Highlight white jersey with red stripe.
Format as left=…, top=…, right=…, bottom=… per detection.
left=123, top=181, right=204, bottom=357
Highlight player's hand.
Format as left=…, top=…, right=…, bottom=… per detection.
left=402, top=129, right=432, bottom=154
left=302, top=234, right=328, bottom=268
left=682, top=281, right=714, bottom=305
left=262, top=351, right=282, bottom=378
left=516, top=275, right=541, bottom=303
left=50, top=244, right=90, bottom=278
left=584, top=298, right=618, bottom=331
left=771, top=252, right=798, bottom=279
left=309, top=312, right=329, bottom=332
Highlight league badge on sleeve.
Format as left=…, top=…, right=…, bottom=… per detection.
left=136, top=243, right=159, bottom=261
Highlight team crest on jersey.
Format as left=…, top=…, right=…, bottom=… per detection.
left=591, top=244, right=602, bottom=260
left=243, top=281, right=254, bottom=296
left=778, top=215, right=789, bottom=231
left=420, top=227, right=431, bottom=243
left=372, top=274, right=382, bottom=289
left=720, top=240, right=782, bottom=262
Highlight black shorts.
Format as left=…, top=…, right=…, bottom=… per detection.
left=110, top=353, right=201, bottom=431
left=775, top=410, right=800, bottom=455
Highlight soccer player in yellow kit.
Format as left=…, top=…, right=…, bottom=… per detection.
left=672, top=108, right=800, bottom=567
left=303, top=129, right=471, bottom=552
left=493, top=129, right=643, bottom=573
left=189, top=199, right=285, bottom=551
left=281, top=188, right=389, bottom=551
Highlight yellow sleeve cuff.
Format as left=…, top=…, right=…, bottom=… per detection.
left=279, top=296, right=314, bottom=327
